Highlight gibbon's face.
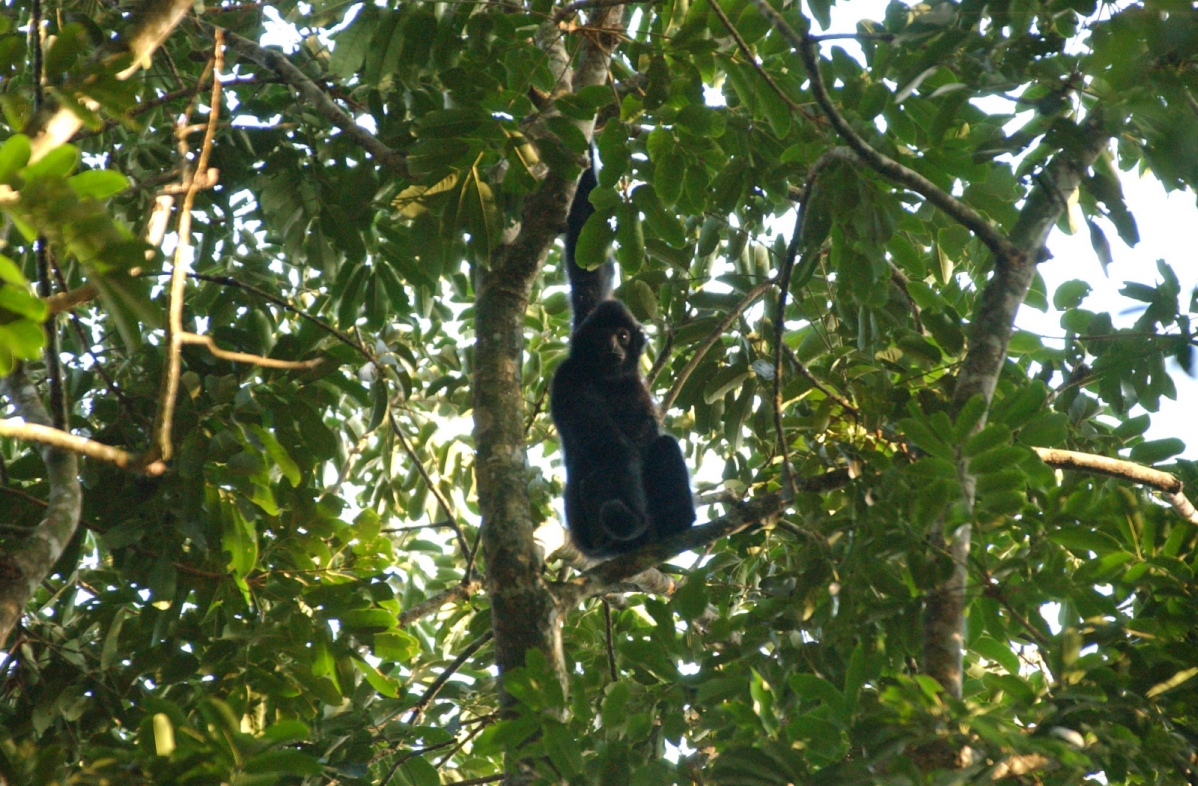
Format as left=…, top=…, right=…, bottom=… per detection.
left=575, top=300, right=645, bottom=375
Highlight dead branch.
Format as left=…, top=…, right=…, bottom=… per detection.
left=0, top=416, right=165, bottom=476
left=1034, top=447, right=1198, bottom=524
left=178, top=332, right=323, bottom=370
left=150, top=34, right=224, bottom=464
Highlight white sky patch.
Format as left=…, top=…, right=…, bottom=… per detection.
left=261, top=6, right=304, bottom=52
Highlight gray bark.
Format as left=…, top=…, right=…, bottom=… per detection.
left=0, top=367, right=81, bottom=647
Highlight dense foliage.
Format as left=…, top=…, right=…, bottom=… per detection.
left=2, top=0, right=1198, bottom=783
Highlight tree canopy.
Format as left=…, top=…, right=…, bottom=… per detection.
left=3, top=0, right=1198, bottom=783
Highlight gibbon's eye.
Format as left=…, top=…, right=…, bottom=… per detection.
left=615, top=328, right=631, bottom=347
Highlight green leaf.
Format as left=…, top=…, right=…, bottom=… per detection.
left=654, top=148, right=686, bottom=207
left=221, top=503, right=258, bottom=579
left=68, top=169, right=128, bottom=200
left=100, top=607, right=129, bottom=671
left=243, top=749, right=323, bottom=776
left=22, top=143, right=78, bottom=180
left=968, top=446, right=1027, bottom=474
left=574, top=210, right=615, bottom=271
left=340, top=609, right=397, bottom=630
left=1049, top=528, right=1123, bottom=555
left=1129, top=438, right=1185, bottom=465
left=963, top=424, right=1012, bottom=457
left=972, top=636, right=1021, bottom=676
left=542, top=720, right=583, bottom=775
left=0, top=134, right=30, bottom=183
left=631, top=184, right=686, bottom=247
left=327, top=9, right=377, bottom=77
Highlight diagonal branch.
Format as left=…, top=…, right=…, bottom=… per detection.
left=216, top=28, right=410, bottom=178
left=744, top=0, right=1022, bottom=266
left=662, top=277, right=775, bottom=412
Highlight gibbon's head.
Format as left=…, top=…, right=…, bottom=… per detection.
left=572, top=299, right=645, bottom=376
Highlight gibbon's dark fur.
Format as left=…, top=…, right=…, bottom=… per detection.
left=551, top=165, right=696, bottom=558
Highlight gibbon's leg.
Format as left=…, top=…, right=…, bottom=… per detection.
left=584, top=440, right=650, bottom=542
left=643, top=435, right=696, bottom=538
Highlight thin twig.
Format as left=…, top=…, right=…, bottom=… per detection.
left=554, top=0, right=645, bottom=22
left=406, top=631, right=493, bottom=725
left=645, top=324, right=675, bottom=389
left=192, top=273, right=363, bottom=350
left=774, top=210, right=803, bottom=494
left=443, top=776, right=504, bottom=786
left=771, top=151, right=849, bottom=492
left=396, top=581, right=482, bottom=629
left=603, top=600, right=617, bottom=681
left=381, top=520, right=457, bottom=534
left=215, top=27, right=409, bottom=177
left=0, top=484, right=49, bottom=508
left=150, top=36, right=224, bottom=463
left=386, top=407, right=469, bottom=564
left=178, top=331, right=323, bottom=370
left=888, top=261, right=924, bottom=334
left=782, top=345, right=857, bottom=414
left=662, top=278, right=775, bottom=412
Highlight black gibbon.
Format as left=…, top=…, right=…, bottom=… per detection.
left=550, top=164, right=696, bottom=558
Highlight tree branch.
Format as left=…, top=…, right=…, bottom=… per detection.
left=474, top=3, right=624, bottom=711
left=150, top=33, right=224, bottom=464
left=661, top=277, right=775, bottom=412
left=925, top=109, right=1113, bottom=699
left=744, top=1, right=1023, bottom=266
left=1034, top=447, right=1198, bottom=524
left=556, top=468, right=851, bottom=606
left=951, top=109, right=1112, bottom=414
left=406, top=632, right=493, bottom=725
left=0, top=366, right=82, bottom=646
left=216, top=28, right=410, bottom=178
left=556, top=492, right=787, bottom=607
left=0, top=416, right=165, bottom=475
left=707, top=0, right=816, bottom=124
left=397, top=581, right=482, bottom=630
left=178, top=331, right=324, bottom=370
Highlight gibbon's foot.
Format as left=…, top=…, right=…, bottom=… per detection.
left=600, top=499, right=648, bottom=541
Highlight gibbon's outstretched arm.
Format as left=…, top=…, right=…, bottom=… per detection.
left=565, top=164, right=614, bottom=331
